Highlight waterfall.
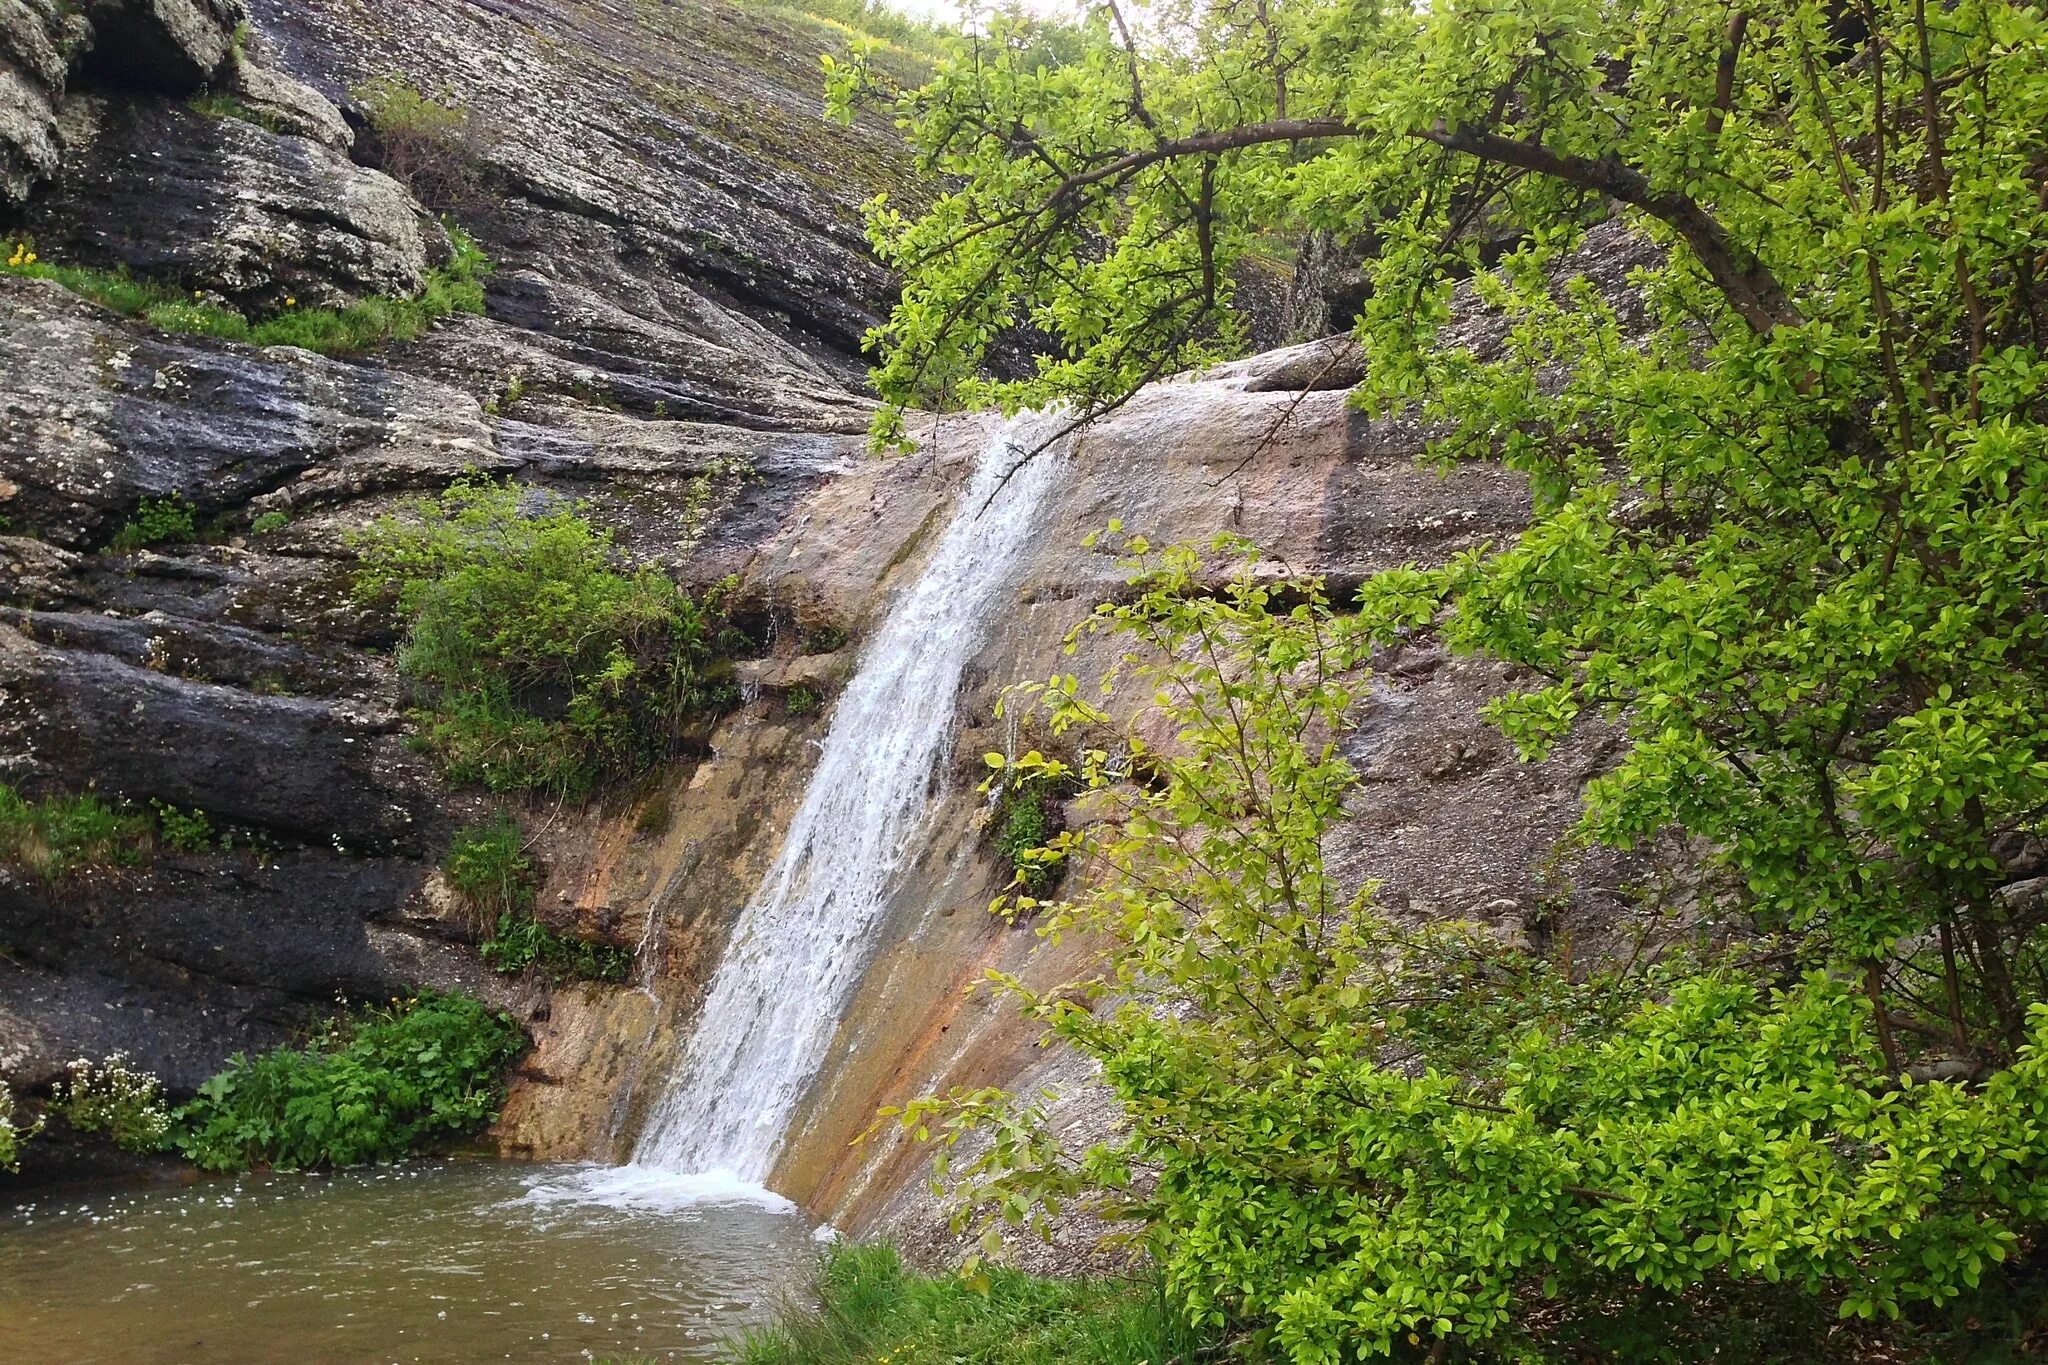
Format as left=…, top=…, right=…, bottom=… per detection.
left=608, top=412, right=1067, bottom=1200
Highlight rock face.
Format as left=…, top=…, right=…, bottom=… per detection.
left=82, top=0, right=244, bottom=93
left=0, top=0, right=88, bottom=207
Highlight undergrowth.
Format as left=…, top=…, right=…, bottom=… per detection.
left=1, top=227, right=489, bottom=357
left=446, top=814, right=634, bottom=982
left=173, top=991, right=524, bottom=1171
left=735, top=1245, right=1208, bottom=1365
left=0, top=784, right=154, bottom=878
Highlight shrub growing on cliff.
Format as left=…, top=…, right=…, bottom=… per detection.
left=887, top=546, right=2048, bottom=1359
left=446, top=813, right=635, bottom=982
left=354, top=76, right=488, bottom=210
left=109, top=495, right=197, bottom=552
left=173, top=991, right=524, bottom=1171
left=353, top=475, right=733, bottom=795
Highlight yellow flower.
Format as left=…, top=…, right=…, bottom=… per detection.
left=284, top=296, right=297, bottom=307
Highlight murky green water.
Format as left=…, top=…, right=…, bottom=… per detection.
left=0, top=1161, right=820, bottom=1364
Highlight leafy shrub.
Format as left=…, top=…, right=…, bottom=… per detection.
left=249, top=509, right=291, bottom=536
left=987, top=771, right=1063, bottom=894
left=109, top=495, right=197, bottom=552
left=479, top=912, right=634, bottom=984
left=2, top=229, right=489, bottom=358
left=150, top=800, right=215, bottom=853
left=736, top=1244, right=1206, bottom=1365
left=353, top=475, right=733, bottom=794
left=49, top=1054, right=171, bottom=1154
left=0, top=1085, right=39, bottom=1173
left=785, top=684, right=822, bottom=717
left=354, top=75, right=487, bottom=209
left=894, top=546, right=2048, bottom=1360
left=0, top=783, right=151, bottom=878
left=173, top=991, right=525, bottom=1171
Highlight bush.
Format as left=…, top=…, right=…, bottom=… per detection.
left=0, top=783, right=151, bottom=878
left=988, top=773, right=1063, bottom=894
left=249, top=509, right=290, bottom=536
left=736, top=1244, right=1206, bottom=1365
left=354, top=75, right=488, bottom=209
left=896, top=546, right=2048, bottom=1360
left=353, top=475, right=733, bottom=794
left=49, top=1054, right=171, bottom=1154
left=173, top=991, right=525, bottom=1171
left=109, top=495, right=197, bottom=552
left=479, top=911, right=635, bottom=984
left=445, top=813, right=532, bottom=924
left=0, top=1085, right=39, bottom=1173
left=2, top=229, right=489, bottom=358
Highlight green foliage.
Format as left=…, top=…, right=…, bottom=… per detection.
left=0, top=783, right=152, bottom=878
left=109, top=495, right=197, bottom=552
left=149, top=800, right=215, bottom=853
left=186, top=90, right=286, bottom=133
left=478, top=911, right=634, bottom=984
left=172, top=991, right=525, bottom=1172
left=742, top=0, right=953, bottom=61
left=2, top=229, right=489, bottom=356
left=352, top=475, right=733, bottom=794
left=735, top=1244, right=1208, bottom=1365
left=785, top=685, right=822, bottom=717
left=443, top=812, right=633, bottom=981
left=888, top=546, right=2048, bottom=1360
left=49, top=1053, right=172, bottom=1154
left=986, top=772, right=1061, bottom=895
left=354, top=75, right=486, bottom=209
left=0, top=1085, right=40, bottom=1173
left=249, top=509, right=291, bottom=536
left=445, top=814, right=533, bottom=922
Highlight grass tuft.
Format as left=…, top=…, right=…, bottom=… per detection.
left=736, top=1245, right=1209, bottom=1365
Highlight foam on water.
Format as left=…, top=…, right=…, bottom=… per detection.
left=516, top=1163, right=798, bottom=1215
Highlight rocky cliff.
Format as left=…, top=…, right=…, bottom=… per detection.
left=2, top=0, right=1646, bottom=1256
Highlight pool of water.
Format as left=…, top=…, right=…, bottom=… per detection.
left=0, top=1161, right=821, bottom=1364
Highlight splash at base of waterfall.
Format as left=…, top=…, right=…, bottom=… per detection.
left=517, top=1162, right=798, bottom=1215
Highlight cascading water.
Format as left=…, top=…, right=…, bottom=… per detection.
left=550, top=412, right=1068, bottom=1208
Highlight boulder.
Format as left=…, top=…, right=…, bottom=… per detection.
left=0, top=0, right=89, bottom=206
left=82, top=0, right=245, bottom=93
left=23, top=93, right=436, bottom=309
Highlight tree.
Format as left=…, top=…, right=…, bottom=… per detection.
left=839, top=0, right=2048, bottom=1354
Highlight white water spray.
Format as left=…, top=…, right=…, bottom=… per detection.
left=613, top=412, right=1067, bottom=1199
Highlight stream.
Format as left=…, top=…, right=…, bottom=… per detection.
left=0, top=1162, right=816, bottom=1363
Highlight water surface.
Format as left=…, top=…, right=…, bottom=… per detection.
left=0, top=1161, right=818, bottom=1364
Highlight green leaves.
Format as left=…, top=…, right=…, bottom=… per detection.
left=172, top=992, right=524, bottom=1172
left=352, top=476, right=734, bottom=794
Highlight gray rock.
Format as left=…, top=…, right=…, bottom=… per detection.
left=0, top=0, right=88, bottom=206
left=24, top=92, right=435, bottom=309
left=227, top=56, right=353, bottom=150
left=82, top=0, right=246, bottom=93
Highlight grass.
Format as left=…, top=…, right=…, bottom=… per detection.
left=1, top=226, right=490, bottom=357
left=734, top=1245, right=1209, bottom=1365
left=0, top=784, right=152, bottom=879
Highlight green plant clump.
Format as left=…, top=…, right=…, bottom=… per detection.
left=443, top=813, right=631, bottom=981
left=249, top=509, right=291, bottom=536
left=989, top=774, right=1061, bottom=894
left=0, top=783, right=152, bottom=878
left=478, top=911, right=634, bottom=984
left=2, top=228, right=489, bottom=358
left=736, top=1244, right=1207, bottom=1365
left=353, top=475, right=732, bottom=795
left=0, top=1085, right=40, bottom=1173
left=49, top=1054, right=172, bottom=1154
left=173, top=991, right=524, bottom=1172
left=109, top=495, right=197, bottom=552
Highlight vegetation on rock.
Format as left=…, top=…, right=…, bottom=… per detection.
left=735, top=1244, right=1206, bottom=1365
left=446, top=813, right=635, bottom=983
left=173, top=991, right=524, bottom=1172
left=108, top=494, right=197, bottom=552
left=48, top=1054, right=173, bottom=1155
left=1, top=227, right=489, bottom=356
left=0, top=783, right=152, bottom=878
left=354, top=476, right=734, bottom=796
left=0, top=1086, right=39, bottom=1173
left=835, top=0, right=2048, bottom=1351
left=354, top=75, right=489, bottom=210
